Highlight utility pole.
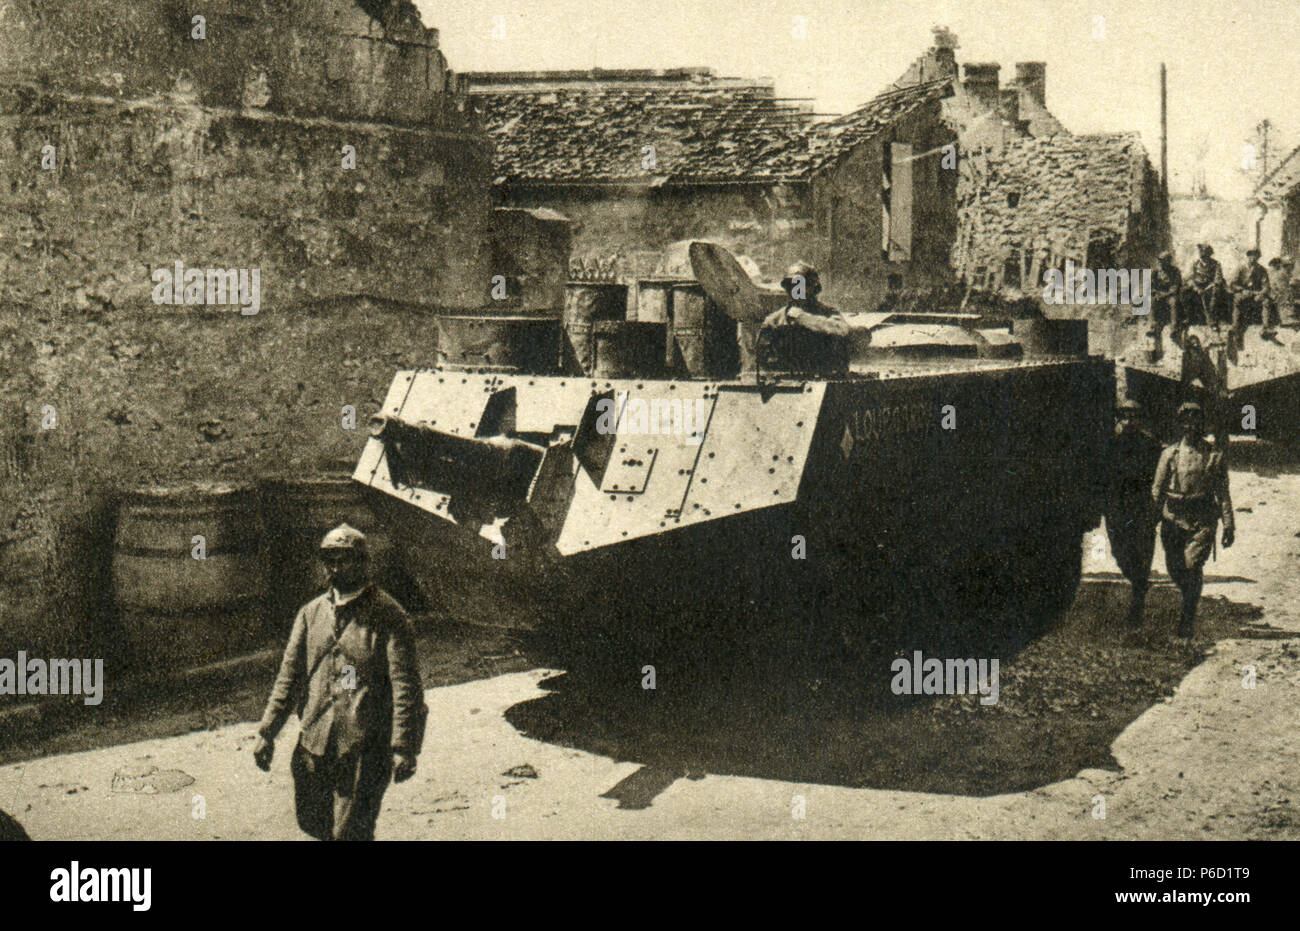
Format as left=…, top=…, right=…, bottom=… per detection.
left=1159, top=63, right=1168, bottom=198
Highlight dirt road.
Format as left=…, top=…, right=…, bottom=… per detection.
left=3, top=449, right=1299, bottom=840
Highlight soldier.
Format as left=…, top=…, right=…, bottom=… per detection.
left=1229, top=247, right=1275, bottom=342
left=1151, top=403, right=1235, bottom=638
left=757, top=261, right=851, bottom=375
left=1267, top=256, right=1295, bottom=328
left=252, top=523, right=426, bottom=841
left=1184, top=243, right=1225, bottom=327
left=1151, top=251, right=1183, bottom=343
left=1104, top=399, right=1164, bottom=627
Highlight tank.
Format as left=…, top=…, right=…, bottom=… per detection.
left=352, top=243, right=1115, bottom=637
left=1118, top=323, right=1300, bottom=442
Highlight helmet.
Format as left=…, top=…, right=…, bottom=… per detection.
left=320, top=523, right=368, bottom=556
left=1176, top=401, right=1203, bottom=420
left=780, top=261, right=821, bottom=296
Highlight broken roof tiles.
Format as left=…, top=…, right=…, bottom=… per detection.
left=468, top=71, right=953, bottom=185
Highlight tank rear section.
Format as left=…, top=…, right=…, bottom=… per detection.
left=804, top=359, right=1114, bottom=619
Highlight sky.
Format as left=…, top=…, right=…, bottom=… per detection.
left=413, top=0, right=1300, bottom=199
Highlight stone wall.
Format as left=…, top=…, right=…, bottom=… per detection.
left=953, top=133, right=1169, bottom=295
left=0, top=0, right=493, bottom=656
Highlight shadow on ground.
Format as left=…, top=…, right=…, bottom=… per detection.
left=507, top=580, right=1264, bottom=803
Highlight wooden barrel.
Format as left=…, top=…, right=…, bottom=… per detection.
left=112, top=483, right=265, bottom=669
left=260, top=478, right=400, bottom=628
left=562, top=283, right=628, bottom=374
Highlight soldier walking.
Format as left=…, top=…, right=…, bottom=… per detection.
left=252, top=523, right=426, bottom=840
left=1151, top=403, right=1235, bottom=638
left=1104, top=399, right=1163, bottom=627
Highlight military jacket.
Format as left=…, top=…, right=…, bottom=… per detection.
left=258, top=586, right=426, bottom=757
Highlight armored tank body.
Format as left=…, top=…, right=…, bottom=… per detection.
left=354, top=243, right=1114, bottom=638
left=1120, top=323, right=1300, bottom=443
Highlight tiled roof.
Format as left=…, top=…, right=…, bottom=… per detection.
left=468, top=73, right=952, bottom=184
left=799, top=79, right=954, bottom=173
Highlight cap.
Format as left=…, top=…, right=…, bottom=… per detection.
left=320, top=523, right=368, bottom=555
left=1176, top=401, right=1204, bottom=419
left=1157, top=250, right=1173, bottom=262
left=1247, top=247, right=1262, bottom=258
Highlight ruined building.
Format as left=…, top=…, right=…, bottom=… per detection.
left=0, top=0, right=492, bottom=654
left=1255, top=143, right=1300, bottom=261
left=467, top=68, right=958, bottom=311
left=891, top=32, right=1169, bottom=294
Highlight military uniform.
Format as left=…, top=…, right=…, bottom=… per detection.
left=1184, top=252, right=1226, bottom=326
left=1104, top=404, right=1163, bottom=625
left=1151, top=259, right=1183, bottom=336
left=258, top=572, right=426, bottom=840
left=1151, top=420, right=1234, bottom=636
left=1268, top=259, right=1295, bottom=325
left=757, top=262, right=852, bottom=376
left=1229, top=257, right=1275, bottom=333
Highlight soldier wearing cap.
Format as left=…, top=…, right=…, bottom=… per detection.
left=1105, top=398, right=1164, bottom=627
left=1152, top=402, right=1235, bottom=638
left=758, top=261, right=851, bottom=375
left=1229, top=247, right=1276, bottom=341
left=1184, top=243, right=1225, bottom=327
left=1150, top=251, right=1183, bottom=342
left=252, top=523, right=426, bottom=840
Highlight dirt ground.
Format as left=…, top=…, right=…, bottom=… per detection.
left=2, top=440, right=1299, bottom=840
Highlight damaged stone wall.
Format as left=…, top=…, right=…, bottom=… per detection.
left=953, top=133, right=1169, bottom=294
left=0, top=0, right=493, bottom=656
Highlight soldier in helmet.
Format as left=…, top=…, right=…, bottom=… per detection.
left=1104, top=399, right=1164, bottom=627
left=757, top=261, right=851, bottom=375
left=252, top=523, right=426, bottom=840
left=1151, top=403, right=1235, bottom=638
left=1184, top=243, right=1225, bottom=327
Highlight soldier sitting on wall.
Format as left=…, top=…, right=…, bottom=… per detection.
left=1151, top=251, right=1183, bottom=343
left=1229, top=247, right=1277, bottom=343
left=757, top=262, right=851, bottom=376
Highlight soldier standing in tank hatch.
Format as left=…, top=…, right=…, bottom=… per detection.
left=1152, top=403, right=1235, bottom=639
left=758, top=261, right=851, bottom=376
left=252, top=523, right=426, bottom=840
left=1104, top=399, right=1164, bottom=627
